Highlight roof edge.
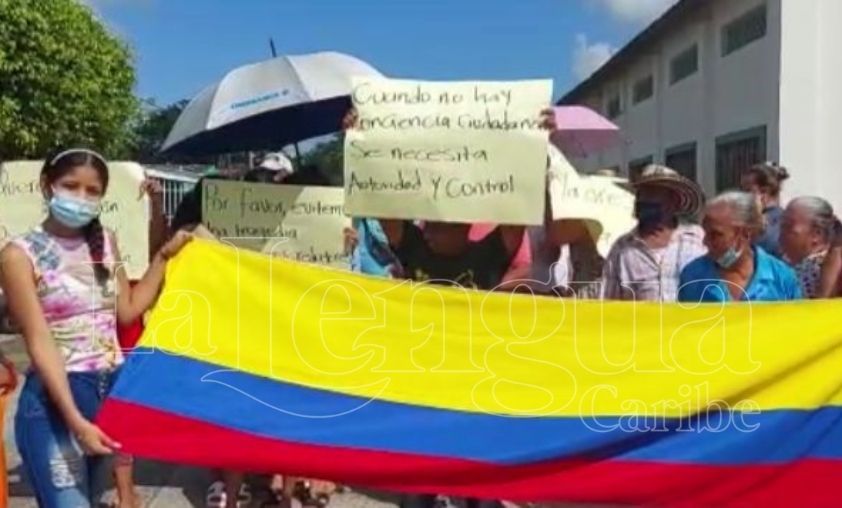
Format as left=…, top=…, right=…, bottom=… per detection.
left=558, top=0, right=704, bottom=105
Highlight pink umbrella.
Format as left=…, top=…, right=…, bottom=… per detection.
left=550, top=106, right=621, bottom=158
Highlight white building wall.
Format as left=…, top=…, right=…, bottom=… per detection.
left=624, top=57, right=659, bottom=163
left=709, top=0, right=780, bottom=141
left=659, top=20, right=706, bottom=158
left=778, top=0, right=842, bottom=212
left=778, top=0, right=821, bottom=206
left=602, top=80, right=628, bottom=168
left=707, top=0, right=781, bottom=192
left=568, top=0, right=781, bottom=201
left=816, top=0, right=842, bottom=213
left=569, top=93, right=608, bottom=170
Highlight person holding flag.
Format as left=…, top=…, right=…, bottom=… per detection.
left=0, top=149, right=192, bottom=508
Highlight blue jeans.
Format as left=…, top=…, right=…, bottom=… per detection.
left=15, top=370, right=118, bottom=508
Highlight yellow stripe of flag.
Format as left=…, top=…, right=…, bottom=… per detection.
left=140, top=240, right=842, bottom=418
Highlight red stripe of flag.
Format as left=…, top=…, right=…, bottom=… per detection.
left=98, top=398, right=842, bottom=507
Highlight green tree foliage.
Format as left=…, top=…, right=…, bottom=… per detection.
left=130, top=99, right=189, bottom=162
left=0, top=0, right=138, bottom=160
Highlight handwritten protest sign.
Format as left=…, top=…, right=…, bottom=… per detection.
left=547, top=147, right=636, bottom=257
left=202, top=180, right=351, bottom=268
left=0, top=161, right=150, bottom=278
left=344, top=78, right=552, bottom=225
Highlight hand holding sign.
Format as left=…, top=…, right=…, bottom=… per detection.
left=539, top=108, right=557, bottom=131
left=343, top=108, right=359, bottom=130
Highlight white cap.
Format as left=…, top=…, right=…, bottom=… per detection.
left=259, top=152, right=294, bottom=173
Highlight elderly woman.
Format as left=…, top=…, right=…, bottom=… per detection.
left=679, top=191, right=802, bottom=302
left=780, top=197, right=836, bottom=298
left=819, top=221, right=842, bottom=298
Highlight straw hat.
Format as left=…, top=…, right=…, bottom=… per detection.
left=594, top=168, right=619, bottom=177
left=630, top=164, right=705, bottom=217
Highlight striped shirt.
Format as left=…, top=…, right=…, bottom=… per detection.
left=601, top=224, right=707, bottom=302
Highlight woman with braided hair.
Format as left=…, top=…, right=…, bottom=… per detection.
left=0, top=148, right=193, bottom=508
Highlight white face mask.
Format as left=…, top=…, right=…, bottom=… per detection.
left=714, top=230, right=750, bottom=269
left=715, top=246, right=743, bottom=269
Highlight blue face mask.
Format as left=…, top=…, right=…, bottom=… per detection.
left=49, top=191, right=100, bottom=229
left=716, top=246, right=743, bottom=269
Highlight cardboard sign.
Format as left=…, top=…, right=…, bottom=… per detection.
left=547, top=147, right=636, bottom=257
left=202, top=180, right=351, bottom=268
left=345, top=78, right=552, bottom=225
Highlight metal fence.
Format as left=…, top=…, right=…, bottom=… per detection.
left=145, top=168, right=200, bottom=224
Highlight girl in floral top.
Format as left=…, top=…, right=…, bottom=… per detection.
left=0, top=149, right=191, bottom=508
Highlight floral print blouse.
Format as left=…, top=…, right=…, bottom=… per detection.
left=12, top=228, right=122, bottom=372
left=793, top=250, right=828, bottom=299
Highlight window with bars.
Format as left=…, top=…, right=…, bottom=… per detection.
left=722, top=4, right=767, bottom=57
left=632, top=75, right=654, bottom=104
left=606, top=94, right=622, bottom=119
left=670, top=45, right=699, bottom=85
left=715, top=126, right=767, bottom=192
left=665, top=143, right=698, bottom=182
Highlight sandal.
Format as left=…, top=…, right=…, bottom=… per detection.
left=272, top=491, right=303, bottom=508
left=309, top=480, right=335, bottom=507
left=293, top=480, right=334, bottom=507
left=237, top=484, right=253, bottom=508
left=206, top=481, right=226, bottom=508
left=206, top=481, right=252, bottom=508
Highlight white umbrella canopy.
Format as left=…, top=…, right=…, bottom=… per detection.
left=161, top=51, right=383, bottom=155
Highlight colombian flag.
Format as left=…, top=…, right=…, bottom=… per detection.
left=98, top=240, right=842, bottom=507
